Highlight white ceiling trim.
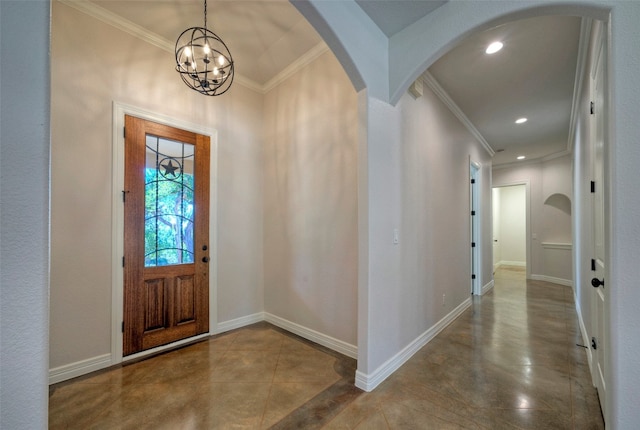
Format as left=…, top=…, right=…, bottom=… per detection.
left=422, top=71, right=495, bottom=157
left=262, top=42, right=329, bottom=93
left=57, top=0, right=321, bottom=95
left=566, top=17, right=593, bottom=154
left=492, top=149, right=571, bottom=171
left=59, top=0, right=173, bottom=52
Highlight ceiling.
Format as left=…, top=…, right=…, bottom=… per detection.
left=428, top=15, right=582, bottom=166
left=90, top=0, right=324, bottom=86
left=79, top=1, right=582, bottom=167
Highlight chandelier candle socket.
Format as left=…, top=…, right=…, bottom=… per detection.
left=175, top=0, right=234, bottom=96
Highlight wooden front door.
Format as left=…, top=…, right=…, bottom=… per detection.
left=123, top=115, right=210, bottom=356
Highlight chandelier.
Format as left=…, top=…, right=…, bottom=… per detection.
left=175, top=0, right=234, bottom=96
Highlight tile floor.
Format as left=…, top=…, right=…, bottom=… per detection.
left=49, top=266, right=604, bottom=429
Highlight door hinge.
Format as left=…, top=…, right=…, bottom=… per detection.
left=122, top=190, right=129, bottom=202
left=590, top=181, right=595, bottom=193
left=123, top=127, right=126, bottom=138
left=471, top=242, right=476, bottom=248
left=590, top=101, right=595, bottom=115
left=591, top=337, right=598, bottom=350
left=122, top=321, right=124, bottom=333
left=471, top=210, right=476, bottom=216
left=591, top=258, right=596, bottom=271
left=472, top=274, right=476, bottom=280
left=122, top=256, right=125, bottom=267
left=471, top=178, right=476, bottom=184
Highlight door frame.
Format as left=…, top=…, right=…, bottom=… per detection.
left=111, top=102, right=218, bottom=363
left=587, top=19, right=609, bottom=419
left=469, top=160, right=482, bottom=295
left=491, top=181, right=531, bottom=279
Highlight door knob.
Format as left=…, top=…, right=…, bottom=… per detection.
left=591, top=277, right=604, bottom=288
left=202, top=256, right=210, bottom=263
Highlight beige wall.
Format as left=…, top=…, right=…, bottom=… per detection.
left=50, top=2, right=264, bottom=369
left=263, top=51, right=359, bottom=346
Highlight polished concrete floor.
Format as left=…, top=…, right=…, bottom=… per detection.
left=49, top=267, right=604, bottom=429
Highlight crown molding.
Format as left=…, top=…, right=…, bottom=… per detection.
left=59, top=0, right=173, bottom=53
left=492, top=157, right=541, bottom=171
left=57, top=0, right=320, bottom=94
left=262, top=43, right=329, bottom=93
left=566, top=17, right=593, bottom=154
left=421, top=71, right=495, bottom=157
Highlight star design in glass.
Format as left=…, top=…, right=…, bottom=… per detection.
left=161, top=160, right=179, bottom=177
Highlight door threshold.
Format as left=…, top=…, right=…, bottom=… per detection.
left=122, top=332, right=211, bottom=363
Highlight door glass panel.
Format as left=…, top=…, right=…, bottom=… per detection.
left=144, top=135, right=195, bottom=267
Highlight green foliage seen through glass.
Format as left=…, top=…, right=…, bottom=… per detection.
left=144, top=168, right=194, bottom=266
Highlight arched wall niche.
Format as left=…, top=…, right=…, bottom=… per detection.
left=544, top=193, right=572, bottom=215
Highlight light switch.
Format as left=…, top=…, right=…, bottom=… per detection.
left=393, top=229, right=399, bottom=245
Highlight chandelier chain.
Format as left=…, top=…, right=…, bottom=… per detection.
left=204, top=0, right=207, bottom=30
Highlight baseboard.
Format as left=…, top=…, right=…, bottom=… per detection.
left=264, top=313, right=358, bottom=359
left=49, top=353, right=112, bottom=385
left=498, top=260, right=526, bottom=267
left=355, top=297, right=472, bottom=392
left=215, top=312, right=265, bottom=334
left=530, top=274, right=573, bottom=287
left=574, top=295, right=594, bottom=376
left=482, top=279, right=494, bottom=295
left=50, top=311, right=356, bottom=384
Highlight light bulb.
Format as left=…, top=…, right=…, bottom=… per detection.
left=184, top=47, right=192, bottom=58
left=486, top=41, right=503, bottom=54
left=203, top=43, right=210, bottom=55
left=218, top=55, right=225, bottom=66
left=213, top=67, right=219, bottom=76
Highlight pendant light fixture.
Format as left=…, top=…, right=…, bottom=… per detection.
left=175, top=0, right=234, bottom=96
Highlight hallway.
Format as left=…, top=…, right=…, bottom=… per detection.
left=49, top=267, right=604, bottom=429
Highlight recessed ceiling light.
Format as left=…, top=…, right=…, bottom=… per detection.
left=486, top=41, right=503, bottom=54
left=517, top=155, right=526, bottom=160
left=515, top=118, right=527, bottom=124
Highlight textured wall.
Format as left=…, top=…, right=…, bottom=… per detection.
left=0, top=1, right=50, bottom=428
left=263, top=51, right=359, bottom=346
left=362, top=85, right=493, bottom=375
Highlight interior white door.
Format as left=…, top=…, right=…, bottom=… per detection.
left=590, top=33, right=607, bottom=420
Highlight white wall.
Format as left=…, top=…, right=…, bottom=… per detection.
left=495, top=185, right=526, bottom=266
left=0, top=1, right=50, bottom=427
left=358, top=83, right=493, bottom=384
left=263, top=50, right=359, bottom=347
left=50, top=2, right=264, bottom=370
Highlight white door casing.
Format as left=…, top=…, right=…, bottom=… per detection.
left=470, top=161, right=481, bottom=295
left=111, top=102, right=219, bottom=364
left=589, top=24, right=607, bottom=420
